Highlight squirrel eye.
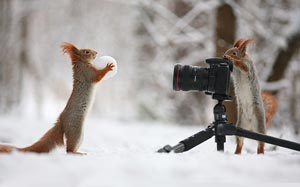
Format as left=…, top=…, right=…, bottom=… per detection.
left=232, top=52, right=237, bottom=56
left=85, top=51, right=90, bottom=54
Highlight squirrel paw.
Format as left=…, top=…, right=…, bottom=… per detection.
left=67, top=151, right=87, bottom=155
left=105, top=63, right=115, bottom=71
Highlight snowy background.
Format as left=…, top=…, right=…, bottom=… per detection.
left=1, top=0, right=300, bottom=186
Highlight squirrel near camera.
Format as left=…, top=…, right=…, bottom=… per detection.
left=224, top=38, right=277, bottom=154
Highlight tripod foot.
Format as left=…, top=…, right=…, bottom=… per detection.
left=157, top=145, right=173, bottom=153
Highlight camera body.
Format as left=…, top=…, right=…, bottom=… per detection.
left=173, top=57, right=233, bottom=100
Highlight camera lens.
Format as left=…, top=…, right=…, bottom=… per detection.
left=173, top=64, right=208, bottom=91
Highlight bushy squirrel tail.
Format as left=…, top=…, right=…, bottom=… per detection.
left=262, top=91, right=278, bottom=129
left=0, top=122, right=64, bottom=153
left=0, top=145, right=15, bottom=153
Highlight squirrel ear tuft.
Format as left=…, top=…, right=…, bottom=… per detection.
left=233, top=39, right=245, bottom=48
left=238, top=38, right=253, bottom=55
left=61, top=42, right=81, bottom=63
left=240, top=38, right=253, bottom=47
left=61, top=42, right=78, bottom=54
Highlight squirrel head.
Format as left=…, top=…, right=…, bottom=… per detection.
left=223, top=38, right=253, bottom=72
left=61, top=42, right=97, bottom=64
left=223, top=38, right=253, bottom=63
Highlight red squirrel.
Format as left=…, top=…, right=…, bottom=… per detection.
left=0, top=42, right=114, bottom=154
left=223, top=38, right=277, bottom=154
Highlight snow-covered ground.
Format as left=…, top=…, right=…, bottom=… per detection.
left=0, top=116, right=300, bottom=186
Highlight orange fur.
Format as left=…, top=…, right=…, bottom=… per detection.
left=238, top=39, right=253, bottom=56
left=234, top=142, right=243, bottom=154
left=233, top=39, right=245, bottom=48
left=261, top=91, right=278, bottom=129
left=92, top=63, right=114, bottom=83
left=0, top=145, right=15, bottom=153
left=234, top=59, right=249, bottom=72
left=20, top=123, right=64, bottom=153
left=61, top=42, right=81, bottom=64
left=257, top=142, right=265, bottom=154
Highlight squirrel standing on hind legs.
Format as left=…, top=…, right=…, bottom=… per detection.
left=0, top=42, right=114, bottom=154
left=223, top=38, right=277, bottom=154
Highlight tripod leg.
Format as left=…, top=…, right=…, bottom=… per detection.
left=235, top=127, right=300, bottom=152
left=179, top=125, right=214, bottom=152
left=157, top=125, right=215, bottom=153
left=215, top=135, right=225, bottom=151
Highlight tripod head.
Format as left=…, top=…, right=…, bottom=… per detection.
left=211, top=93, right=232, bottom=102
left=204, top=92, right=232, bottom=122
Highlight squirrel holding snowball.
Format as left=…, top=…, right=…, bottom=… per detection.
left=0, top=43, right=115, bottom=154
left=223, top=38, right=277, bottom=154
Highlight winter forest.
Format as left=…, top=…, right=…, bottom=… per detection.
left=1, top=0, right=300, bottom=129
left=1, top=0, right=300, bottom=185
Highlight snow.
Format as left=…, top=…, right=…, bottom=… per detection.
left=94, top=56, right=118, bottom=80
left=1, top=116, right=300, bottom=186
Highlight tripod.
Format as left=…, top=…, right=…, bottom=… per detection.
left=158, top=95, right=300, bottom=153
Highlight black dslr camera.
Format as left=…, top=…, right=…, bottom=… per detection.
left=173, top=58, right=233, bottom=100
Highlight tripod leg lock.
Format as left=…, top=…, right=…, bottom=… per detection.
left=215, top=123, right=236, bottom=136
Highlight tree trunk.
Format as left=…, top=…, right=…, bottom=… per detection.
left=214, top=3, right=237, bottom=124
left=0, top=0, right=20, bottom=113
left=267, top=32, right=300, bottom=95
left=290, top=73, right=299, bottom=134
left=0, top=0, right=28, bottom=114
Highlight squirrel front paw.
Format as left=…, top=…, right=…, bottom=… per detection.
left=105, top=63, right=115, bottom=71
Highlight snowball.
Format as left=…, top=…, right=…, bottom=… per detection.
left=94, top=56, right=117, bottom=80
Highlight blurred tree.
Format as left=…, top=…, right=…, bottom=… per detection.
left=267, top=32, right=300, bottom=95
left=136, top=0, right=219, bottom=125
left=290, top=73, right=300, bottom=134
left=214, top=3, right=237, bottom=125
left=0, top=0, right=23, bottom=114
